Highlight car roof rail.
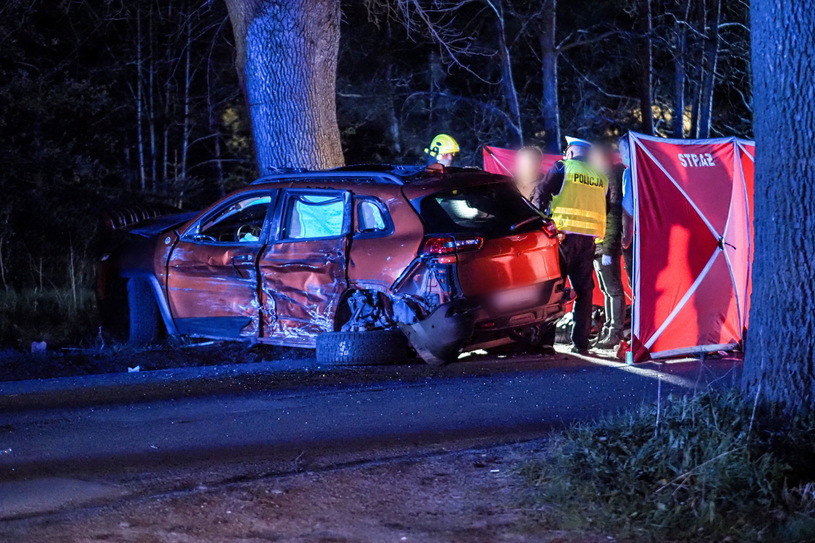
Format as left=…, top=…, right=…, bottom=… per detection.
left=251, top=171, right=405, bottom=186
left=250, top=164, right=429, bottom=186
left=331, top=163, right=426, bottom=177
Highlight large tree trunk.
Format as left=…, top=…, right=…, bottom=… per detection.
left=224, top=0, right=344, bottom=173
left=637, top=0, right=654, bottom=135
left=744, top=0, right=815, bottom=412
left=696, top=0, right=721, bottom=139
left=539, top=0, right=560, bottom=153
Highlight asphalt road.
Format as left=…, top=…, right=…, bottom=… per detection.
left=0, top=351, right=741, bottom=483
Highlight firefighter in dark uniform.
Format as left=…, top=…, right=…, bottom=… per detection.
left=533, top=137, right=608, bottom=355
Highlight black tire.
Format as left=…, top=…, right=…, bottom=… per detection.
left=511, top=323, right=548, bottom=349
left=316, top=329, right=411, bottom=366
left=127, top=278, right=162, bottom=346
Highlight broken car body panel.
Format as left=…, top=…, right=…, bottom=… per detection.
left=259, top=189, right=352, bottom=345
left=167, top=240, right=261, bottom=339
left=101, top=166, right=568, bottom=362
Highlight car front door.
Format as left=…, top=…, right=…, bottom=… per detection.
left=166, top=191, right=276, bottom=339
left=259, top=189, right=351, bottom=345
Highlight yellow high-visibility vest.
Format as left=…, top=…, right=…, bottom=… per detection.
left=550, top=159, right=607, bottom=238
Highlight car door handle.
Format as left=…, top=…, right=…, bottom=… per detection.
left=264, top=262, right=322, bottom=272
left=233, top=254, right=254, bottom=263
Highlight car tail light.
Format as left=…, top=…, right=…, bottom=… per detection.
left=541, top=220, right=559, bottom=239
left=421, top=236, right=484, bottom=264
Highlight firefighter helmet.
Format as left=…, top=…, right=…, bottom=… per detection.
left=424, top=134, right=460, bottom=158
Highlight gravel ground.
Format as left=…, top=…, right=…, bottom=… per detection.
left=0, top=441, right=610, bottom=543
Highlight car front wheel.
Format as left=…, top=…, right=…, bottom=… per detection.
left=127, top=278, right=163, bottom=346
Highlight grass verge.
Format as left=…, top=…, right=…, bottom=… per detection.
left=519, top=391, right=815, bottom=542
left=0, top=288, right=97, bottom=347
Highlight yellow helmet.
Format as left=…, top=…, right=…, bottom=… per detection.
left=424, top=134, right=460, bottom=157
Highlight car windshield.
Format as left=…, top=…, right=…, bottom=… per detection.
left=414, top=183, right=543, bottom=238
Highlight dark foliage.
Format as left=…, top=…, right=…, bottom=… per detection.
left=0, top=0, right=751, bottom=345
left=520, top=391, right=815, bottom=541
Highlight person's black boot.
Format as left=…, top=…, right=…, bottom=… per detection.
left=570, top=345, right=590, bottom=356
left=595, top=331, right=623, bottom=350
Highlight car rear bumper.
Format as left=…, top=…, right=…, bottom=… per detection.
left=470, top=277, right=568, bottom=330
left=400, top=300, right=475, bottom=366
left=402, top=277, right=570, bottom=363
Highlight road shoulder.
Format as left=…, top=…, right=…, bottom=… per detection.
left=0, top=440, right=610, bottom=543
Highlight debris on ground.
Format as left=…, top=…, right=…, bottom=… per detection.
left=0, top=343, right=310, bottom=382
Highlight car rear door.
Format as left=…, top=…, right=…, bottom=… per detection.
left=165, top=191, right=276, bottom=339
left=258, top=189, right=351, bottom=345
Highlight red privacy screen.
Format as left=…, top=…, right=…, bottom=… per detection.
left=629, top=133, right=755, bottom=360
left=482, top=146, right=561, bottom=177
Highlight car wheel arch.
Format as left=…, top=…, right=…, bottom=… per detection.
left=121, top=272, right=178, bottom=336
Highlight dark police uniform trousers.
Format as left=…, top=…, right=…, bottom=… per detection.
left=542, top=232, right=597, bottom=350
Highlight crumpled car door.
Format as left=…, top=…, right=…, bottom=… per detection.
left=259, top=189, right=351, bottom=346
left=166, top=192, right=274, bottom=339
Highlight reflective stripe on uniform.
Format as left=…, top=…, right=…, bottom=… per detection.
left=555, top=218, right=601, bottom=231
left=551, top=159, right=608, bottom=238
left=551, top=206, right=604, bottom=222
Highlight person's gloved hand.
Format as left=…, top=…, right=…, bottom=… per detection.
left=601, top=254, right=613, bottom=266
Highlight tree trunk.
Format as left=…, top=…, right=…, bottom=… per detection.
left=180, top=12, right=193, bottom=182
left=696, top=0, right=721, bottom=139
left=689, top=77, right=701, bottom=137
left=491, top=0, right=523, bottom=147
left=744, top=0, right=815, bottom=413
left=386, top=63, right=402, bottom=156
left=147, top=6, right=158, bottom=190
left=162, top=78, right=171, bottom=186
left=672, top=1, right=691, bottom=139
left=428, top=50, right=447, bottom=134
left=538, top=0, right=560, bottom=153
left=207, top=52, right=226, bottom=196
left=637, top=0, right=654, bottom=135
left=224, top=0, right=344, bottom=173
left=135, top=7, right=147, bottom=191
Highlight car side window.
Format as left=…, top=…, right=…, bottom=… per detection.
left=282, top=192, right=346, bottom=240
left=354, top=197, right=390, bottom=237
left=193, top=195, right=271, bottom=243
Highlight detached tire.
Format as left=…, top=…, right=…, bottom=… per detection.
left=127, top=278, right=162, bottom=346
left=316, top=330, right=411, bottom=366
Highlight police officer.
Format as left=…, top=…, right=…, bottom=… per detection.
left=533, top=136, right=608, bottom=355
left=424, top=134, right=460, bottom=167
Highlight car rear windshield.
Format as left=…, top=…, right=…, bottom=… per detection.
left=414, top=183, right=543, bottom=238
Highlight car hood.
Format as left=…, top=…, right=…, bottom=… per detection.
left=127, top=212, right=198, bottom=237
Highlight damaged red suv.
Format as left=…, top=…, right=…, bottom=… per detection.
left=99, top=165, right=570, bottom=365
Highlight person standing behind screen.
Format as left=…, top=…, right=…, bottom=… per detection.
left=533, top=136, right=608, bottom=355
left=589, top=143, right=625, bottom=349
left=618, top=135, right=634, bottom=288
left=512, top=145, right=558, bottom=356
left=512, top=146, right=544, bottom=201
